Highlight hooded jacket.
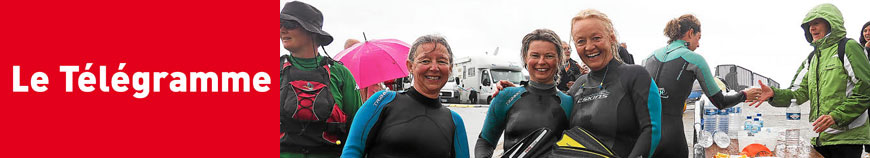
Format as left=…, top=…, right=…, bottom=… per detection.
left=770, top=3, right=870, bottom=146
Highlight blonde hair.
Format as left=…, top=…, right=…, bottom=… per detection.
left=570, top=9, right=622, bottom=63
left=664, top=14, right=701, bottom=43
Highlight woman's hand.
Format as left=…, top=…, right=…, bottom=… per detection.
left=491, top=80, right=516, bottom=97
left=812, top=115, right=836, bottom=133
left=747, top=80, right=774, bottom=107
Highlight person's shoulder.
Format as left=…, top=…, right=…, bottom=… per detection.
left=618, top=64, right=652, bottom=80
left=499, top=87, right=525, bottom=97
left=328, top=61, right=351, bottom=72
left=619, top=63, right=648, bottom=73
left=844, top=38, right=865, bottom=52
left=493, top=87, right=525, bottom=103
left=679, top=51, right=709, bottom=65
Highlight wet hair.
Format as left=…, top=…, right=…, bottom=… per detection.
left=860, top=21, right=870, bottom=46
left=664, top=14, right=701, bottom=44
left=408, top=34, right=454, bottom=65
left=570, top=9, right=623, bottom=63
left=521, top=29, right=565, bottom=83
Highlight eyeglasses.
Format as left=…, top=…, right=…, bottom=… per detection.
left=280, top=20, right=300, bottom=29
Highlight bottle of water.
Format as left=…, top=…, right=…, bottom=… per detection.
left=751, top=118, right=761, bottom=135
left=729, top=107, right=740, bottom=137
left=743, top=116, right=755, bottom=137
left=718, top=108, right=730, bottom=134
left=744, top=116, right=753, bottom=130
left=703, top=102, right=718, bottom=133
left=786, top=99, right=802, bottom=157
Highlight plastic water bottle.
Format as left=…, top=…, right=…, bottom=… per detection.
left=703, top=102, right=718, bottom=133
left=751, top=118, right=761, bottom=134
left=728, top=107, right=740, bottom=137
left=718, top=108, right=730, bottom=133
left=786, top=99, right=802, bottom=156
left=744, top=116, right=753, bottom=130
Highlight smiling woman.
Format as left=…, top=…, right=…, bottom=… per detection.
left=563, top=9, right=662, bottom=158
left=341, top=34, right=470, bottom=158
left=475, top=29, right=573, bottom=158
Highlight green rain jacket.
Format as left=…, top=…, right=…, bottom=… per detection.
left=770, top=3, right=870, bottom=146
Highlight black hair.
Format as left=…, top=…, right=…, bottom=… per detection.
left=860, top=21, right=870, bottom=46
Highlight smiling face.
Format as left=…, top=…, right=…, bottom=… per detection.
left=525, top=40, right=560, bottom=84
left=807, top=18, right=830, bottom=42
left=863, top=25, right=870, bottom=44
left=407, top=42, right=452, bottom=98
left=572, top=18, right=615, bottom=71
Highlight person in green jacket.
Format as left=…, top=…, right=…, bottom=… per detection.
left=280, top=1, right=362, bottom=158
left=750, top=3, right=870, bottom=158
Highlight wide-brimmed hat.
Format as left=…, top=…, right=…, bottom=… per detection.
left=281, top=1, right=333, bottom=46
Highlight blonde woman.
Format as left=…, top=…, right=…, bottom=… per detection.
left=564, top=9, right=662, bottom=158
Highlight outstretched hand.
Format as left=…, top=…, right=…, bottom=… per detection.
left=491, top=80, right=516, bottom=98
left=746, top=80, right=774, bottom=107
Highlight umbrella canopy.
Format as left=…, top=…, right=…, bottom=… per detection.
left=335, top=39, right=411, bottom=88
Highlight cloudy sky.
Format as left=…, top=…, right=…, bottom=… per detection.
left=280, top=0, right=870, bottom=85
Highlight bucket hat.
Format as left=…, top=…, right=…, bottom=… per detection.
left=281, top=1, right=333, bottom=46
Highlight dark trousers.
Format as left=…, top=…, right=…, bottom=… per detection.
left=813, top=144, right=863, bottom=158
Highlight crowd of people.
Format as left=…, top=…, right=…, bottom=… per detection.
left=280, top=1, right=870, bottom=158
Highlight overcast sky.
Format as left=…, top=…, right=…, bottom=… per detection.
left=280, top=0, right=870, bottom=85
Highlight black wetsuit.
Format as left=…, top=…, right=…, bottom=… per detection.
left=477, top=82, right=572, bottom=158
left=342, top=87, right=469, bottom=158
left=567, top=59, right=662, bottom=158
left=557, top=59, right=583, bottom=92
left=642, top=40, right=746, bottom=158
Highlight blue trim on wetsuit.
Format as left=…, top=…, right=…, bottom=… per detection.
left=647, top=78, right=663, bottom=157
left=341, top=90, right=470, bottom=158
left=557, top=91, right=574, bottom=118
left=479, top=87, right=526, bottom=145
left=341, top=91, right=396, bottom=158
left=451, top=111, right=470, bottom=158
left=654, top=40, right=722, bottom=95
left=478, top=87, right=573, bottom=145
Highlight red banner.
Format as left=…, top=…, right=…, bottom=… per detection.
left=0, top=0, right=275, bottom=157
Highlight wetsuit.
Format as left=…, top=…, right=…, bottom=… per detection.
left=567, top=59, right=662, bottom=158
left=557, top=59, right=583, bottom=92
left=341, top=88, right=470, bottom=158
left=476, top=82, right=573, bottom=158
left=642, top=40, right=746, bottom=158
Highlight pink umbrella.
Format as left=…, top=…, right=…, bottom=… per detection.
left=334, top=39, right=410, bottom=88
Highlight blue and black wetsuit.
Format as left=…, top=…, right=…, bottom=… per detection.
left=341, top=88, right=470, bottom=158
left=567, top=59, right=662, bottom=158
left=642, top=40, right=746, bottom=158
left=476, top=82, right=572, bottom=158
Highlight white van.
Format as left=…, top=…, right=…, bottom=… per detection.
left=453, top=56, right=524, bottom=104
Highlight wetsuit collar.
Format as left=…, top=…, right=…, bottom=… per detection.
left=407, top=87, right=442, bottom=108
left=668, top=40, right=688, bottom=50
left=590, top=59, right=621, bottom=76
left=528, top=81, right=557, bottom=95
